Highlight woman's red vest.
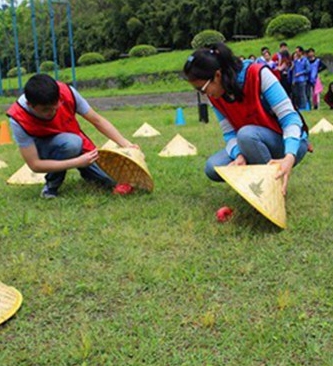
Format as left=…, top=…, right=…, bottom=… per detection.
left=7, top=82, right=95, bottom=152
left=209, top=63, right=282, bottom=134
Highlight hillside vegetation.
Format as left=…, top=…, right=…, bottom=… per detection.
left=1, top=28, right=333, bottom=101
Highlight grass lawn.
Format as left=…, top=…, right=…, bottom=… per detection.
left=1, top=28, right=333, bottom=102
left=0, top=103, right=332, bottom=365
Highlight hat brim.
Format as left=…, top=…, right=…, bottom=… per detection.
left=0, top=282, right=23, bottom=324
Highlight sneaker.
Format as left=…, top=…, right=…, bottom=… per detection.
left=40, top=186, right=58, bottom=199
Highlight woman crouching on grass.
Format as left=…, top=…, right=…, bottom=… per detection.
left=183, top=42, right=310, bottom=195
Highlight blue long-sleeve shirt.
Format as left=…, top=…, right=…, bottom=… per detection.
left=211, top=60, right=308, bottom=159
left=292, top=56, right=310, bottom=83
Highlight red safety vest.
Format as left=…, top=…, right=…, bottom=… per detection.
left=7, top=82, right=95, bottom=152
left=209, top=63, right=282, bottom=134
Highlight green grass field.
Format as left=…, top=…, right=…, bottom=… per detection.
left=1, top=28, right=333, bottom=103
left=0, top=103, right=332, bottom=365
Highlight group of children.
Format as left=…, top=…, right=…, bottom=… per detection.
left=242, top=42, right=331, bottom=111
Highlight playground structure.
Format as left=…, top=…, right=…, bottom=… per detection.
left=0, top=0, right=76, bottom=95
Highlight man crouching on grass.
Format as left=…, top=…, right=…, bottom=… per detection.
left=7, top=73, right=136, bottom=198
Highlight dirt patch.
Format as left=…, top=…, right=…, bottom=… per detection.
left=86, top=92, right=199, bottom=110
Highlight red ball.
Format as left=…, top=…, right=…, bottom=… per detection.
left=113, top=183, right=134, bottom=195
left=216, top=206, right=233, bottom=222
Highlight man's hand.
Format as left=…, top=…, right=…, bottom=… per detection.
left=228, top=154, right=247, bottom=166
left=269, top=154, right=296, bottom=196
left=76, top=149, right=99, bottom=168
left=122, top=140, right=140, bottom=149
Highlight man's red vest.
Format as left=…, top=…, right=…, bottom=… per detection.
left=209, top=63, right=282, bottom=135
left=7, top=82, right=95, bottom=152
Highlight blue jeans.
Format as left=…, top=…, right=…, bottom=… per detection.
left=205, top=125, right=308, bottom=182
left=34, top=133, right=116, bottom=191
left=293, top=82, right=308, bottom=110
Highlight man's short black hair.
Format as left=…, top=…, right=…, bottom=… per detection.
left=261, top=46, right=269, bottom=53
left=296, top=46, right=304, bottom=53
left=307, top=47, right=315, bottom=53
left=24, top=74, right=60, bottom=106
left=280, top=42, right=288, bottom=47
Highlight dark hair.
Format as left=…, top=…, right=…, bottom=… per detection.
left=280, top=42, right=287, bottom=47
left=307, top=47, right=315, bottom=53
left=24, top=74, right=60, bottom=106
left=281, top=50, right=290, bottom=57
left=183, top=42, right=244, bottom=101
left=261, top=46, right=269, bottom=53
left=296, top=46, right=304, bottom=53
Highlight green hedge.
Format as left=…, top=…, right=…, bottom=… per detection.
left=266, top=14, right=311, bottom=38
left=7, top=67, right=27, bottom=77
left=191, top=29, right=226, bottom=49
left=78, top=52, right=105, bottom=66
left=40, top=61, right=57, bottom=72
left=128, top=44, right=157, bottom=58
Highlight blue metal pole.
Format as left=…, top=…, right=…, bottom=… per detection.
left=10, top=0, right=23, bottom=92
left=48, top=0, right=58, bottom=79
left=66, top=2, right=77, bottom=88
left=30, top=0, right=40, bottom=73
left=0, top=61, right=3, bottom=96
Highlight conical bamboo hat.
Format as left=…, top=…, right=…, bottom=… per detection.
left=309, top=118, right=333, bottom=134
left=97, top=147, right=154, bottom=192
left=7, top=164, right=45, bottom=185
left=215, top=164, right=286, bottom=229
left=133, top=123, right=161, bottom=137
left=0, top=160, right=8, bottom=169
left=0, top=282, right=23, bottom=324
left=100, top=139, right=119, bottom=149
left=158, top=134, right=197, bottom=157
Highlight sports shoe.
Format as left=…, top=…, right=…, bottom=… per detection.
left=40, top=185, right=58, bottom=199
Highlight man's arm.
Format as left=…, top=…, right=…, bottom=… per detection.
left=20, top=143, right=99, bottom=173
left=81, top=108, right=135, bottom=148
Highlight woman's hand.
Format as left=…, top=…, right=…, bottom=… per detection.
left=269, top=154, right=296, bottom=196
left=228, top=154, right=247, bottom=166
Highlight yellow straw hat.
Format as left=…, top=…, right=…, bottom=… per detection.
left=97, top=146, right=154, bottom=192
left=309, top=118, right=333, bottom=134
left=0, top=282, right=23, bottom=324
left=0, top=160, right=8, bottom=169
left=215, top=164, right=286, bottom=229
left=132, top=122, right=161, bottom=137
left=158, top=134, right=197, bottom=157
left=7, top=163, right=45, bottom=185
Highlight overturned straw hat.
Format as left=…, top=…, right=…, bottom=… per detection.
left=0, top=282, right=23, bottom=324
left=97, top=146, right=154, bottom=192
left=215, top=164, right=286, bottom=229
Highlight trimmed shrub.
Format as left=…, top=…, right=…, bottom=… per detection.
left=266, top=14, right=311, bottom=38
left=103, top=48, right=121, bottom=61
left=78, top=52, right=105, bottom=66
left=40, top=61, right=57, bottom=72
left=126, top=17, right=144, bottom=36
left=7, top=67, right=27, bottom=77
left=128, top=44, right=157, bottom=58
left=191, top=29, right=226, bottom=49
